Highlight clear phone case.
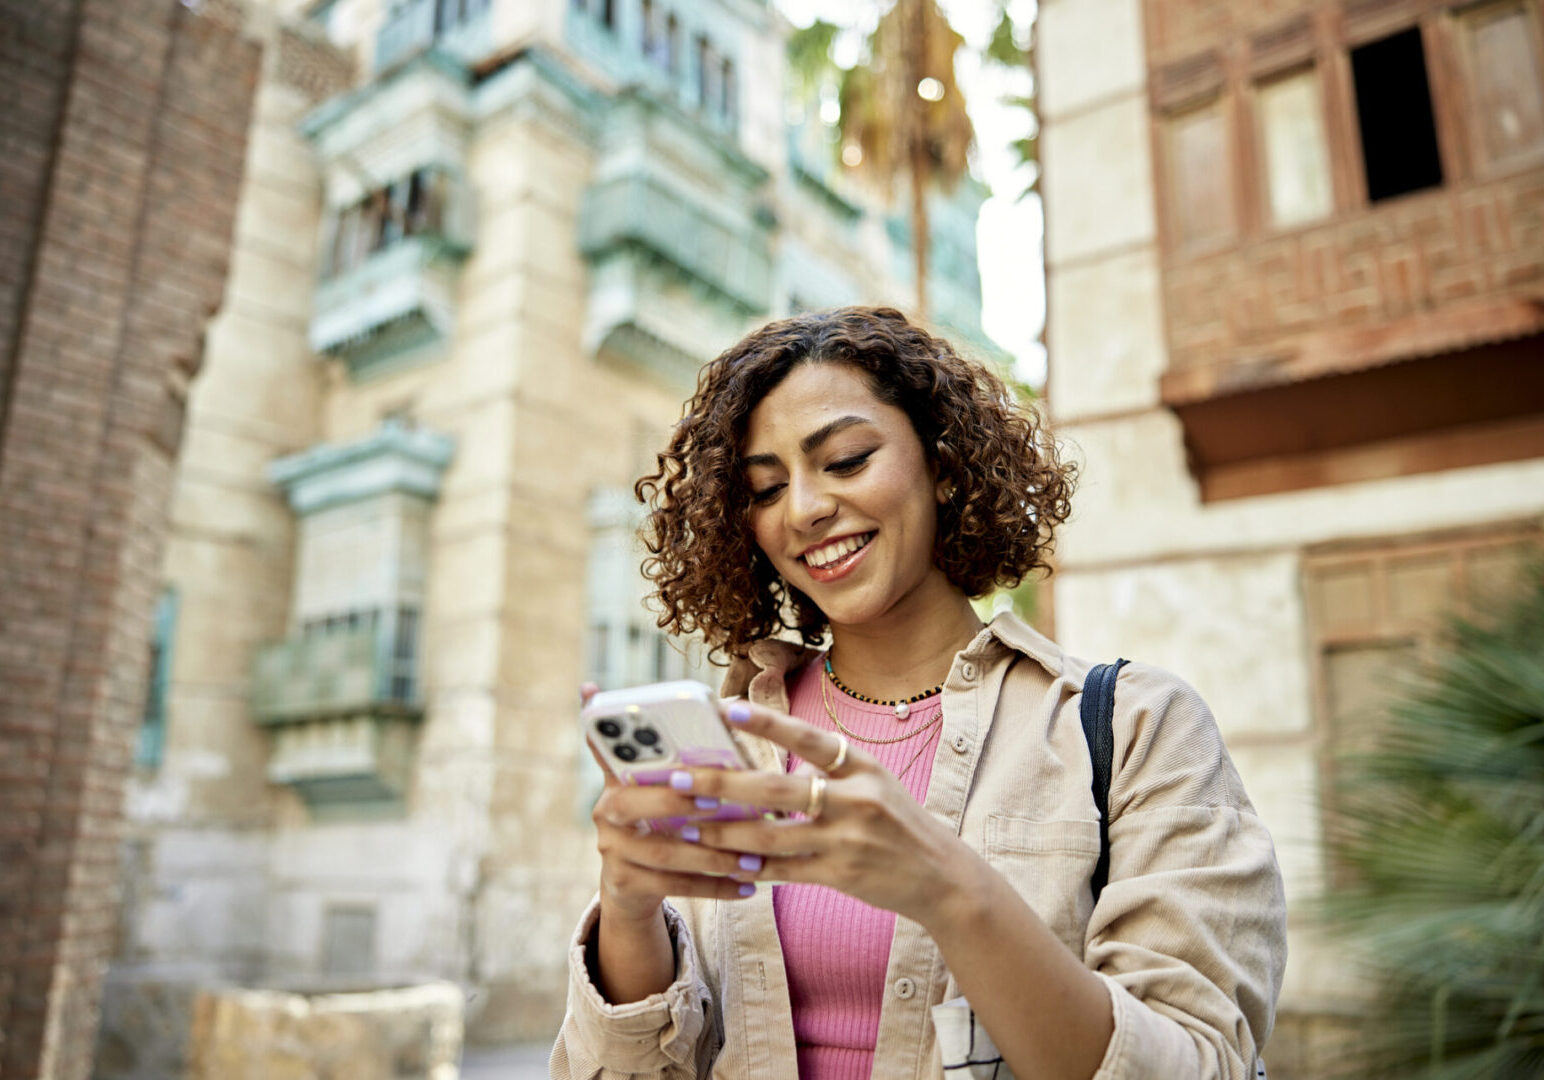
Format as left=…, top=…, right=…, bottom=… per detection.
left=581, top=680, right=763, bottom=826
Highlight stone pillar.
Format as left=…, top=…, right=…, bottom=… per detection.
left=0, top=2, right=260, bottom=1076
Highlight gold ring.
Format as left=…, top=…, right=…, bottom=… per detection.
left=804, top=775, right=828, bottom=820
left=826, top=734, right=849, bottom=773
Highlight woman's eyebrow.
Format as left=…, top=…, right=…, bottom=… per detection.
left=742, top=415, right=875, bottom=469
left=800, top=415, right=872, bottom=454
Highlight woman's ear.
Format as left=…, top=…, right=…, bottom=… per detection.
left=935, top=477, right=955, bottom=505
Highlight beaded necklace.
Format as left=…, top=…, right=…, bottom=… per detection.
left=822, top=655, right=943, bottom=720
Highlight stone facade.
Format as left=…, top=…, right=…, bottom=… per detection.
left=0, top=2, right=261, bottom=1078
left=96, top=0, right=998, bottom=1065
left=1039, top=0, right=1544, bottom=1075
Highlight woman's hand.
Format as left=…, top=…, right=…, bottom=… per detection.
left=589, top=747, right=768, bottom=918
left=674, top=700, right=981, bottom=928
left=581, top=683, right=763, bottom=1005
left=584, top=685, right=763, bottom=920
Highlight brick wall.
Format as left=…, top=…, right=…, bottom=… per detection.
left=0, top=1, right=259, bottom=1076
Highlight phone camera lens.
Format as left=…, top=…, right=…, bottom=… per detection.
left=596, top=719, right=622, bottom=738
left=614, top=744, right=638, bottom=762
left=633, top=727, right=660, bottom=746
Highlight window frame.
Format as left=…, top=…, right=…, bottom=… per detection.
left=1450, top=0, right=1544, bottom=176
left=1252, top=63, right=1338, bottom=232
left=1157, top=93, right=1240, bottom=256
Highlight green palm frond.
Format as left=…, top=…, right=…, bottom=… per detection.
left=1322, top=560, right=1544, bottom=1079
left=787, top=18, right=840, bottom=103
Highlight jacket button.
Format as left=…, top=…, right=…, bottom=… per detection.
left=960, top=661, right=978, bottom=682
left=950, top=734, right=969, bottom=754
left=893, top=977, right=915, bottom=1000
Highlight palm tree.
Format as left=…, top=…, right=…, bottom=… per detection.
left=1323, top=560, right=1544, bottom=1078
left=986, top=4, right=1038, bottom=200
left=787, top=1, right=972, bottom=321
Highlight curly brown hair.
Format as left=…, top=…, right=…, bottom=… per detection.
left=635, top=306, right=1075, bottom=660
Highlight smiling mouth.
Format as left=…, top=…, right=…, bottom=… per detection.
left=801, top=532, right=875, bottom=570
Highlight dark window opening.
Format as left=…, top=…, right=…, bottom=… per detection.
left=324, top=166, right=454, bottom=280
left=721, top=57, right=736, bottom=122
left=696, top=35, right=712, bottom=108
left=600, top=0, right=615, bottom=30
left=433, top=0, right=485, bottom=35
left=1350, top=27, right=1444, bottom=202
left=390, top=607, right=419, bottom=704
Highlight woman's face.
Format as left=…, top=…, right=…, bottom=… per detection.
left=741, top=362, right=952, bottom=631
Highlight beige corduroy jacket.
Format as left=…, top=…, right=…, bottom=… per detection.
left=550, top=613, right=1287, bottom=1080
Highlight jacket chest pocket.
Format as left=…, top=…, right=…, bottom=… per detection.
left=984, top=815, right=1102, bottom=958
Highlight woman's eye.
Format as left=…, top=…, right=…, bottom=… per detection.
left=828, top=451, right=874, bottom=474
left=750, top=484, right=784, bottom=505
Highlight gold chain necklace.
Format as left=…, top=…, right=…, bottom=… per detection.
left=893, top=724, right=944, bottom=785
left=820, top=667, right=944, bottom=746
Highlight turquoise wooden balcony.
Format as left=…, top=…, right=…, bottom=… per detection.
left=252, top=616, right=421, bottom=814
left=251, top=618, right=419, bottom=725
left=579, top=173, right=772, bottom=315
left=309, top=233, right=468, bottom=375
left=375, top=0, right=492, bottom=73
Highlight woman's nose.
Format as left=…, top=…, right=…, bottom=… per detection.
left=786, top=474, right=836, bottom=531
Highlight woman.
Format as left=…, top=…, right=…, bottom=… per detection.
left=552, top=307, right=1286, bottom=1079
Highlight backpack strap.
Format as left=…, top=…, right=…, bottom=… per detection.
left=1080, top=659, right=1129, bottom=905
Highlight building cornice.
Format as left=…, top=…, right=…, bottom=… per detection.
left=269, top=421, right=456, bottom=515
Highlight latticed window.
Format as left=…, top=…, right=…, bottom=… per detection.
left=1162, top=98, right=1235, bottom=251
left=1458, top=0, right=1544, bottom=173
left=323, top=167, right=456, bottom=280
left=1256, top=67, right=1334, bottom=227
left=136, top=589, right=179, bottom=770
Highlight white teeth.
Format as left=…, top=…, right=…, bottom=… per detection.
left=804, top=533, right=872, bottom=570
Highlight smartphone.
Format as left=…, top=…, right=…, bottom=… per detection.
left=582, top=680, right=766, bottom=826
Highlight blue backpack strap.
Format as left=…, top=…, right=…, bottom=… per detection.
left=1080, top=659, right=1129, bottom=905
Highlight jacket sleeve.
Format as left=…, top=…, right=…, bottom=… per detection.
left=1082, top=664, right=1288, bottom=1080
left=549, top=897, right=719, bottom=1080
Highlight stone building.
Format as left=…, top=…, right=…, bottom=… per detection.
left=96, top=0, right=997, bottom=1065
left=1037, top=0, right=1544, bottom=1075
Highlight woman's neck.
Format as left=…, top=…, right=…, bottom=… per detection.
left=826, top=588, right=985, bottom=703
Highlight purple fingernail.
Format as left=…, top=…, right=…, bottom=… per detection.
left=680, top=825, right=700, bottom=843
left=737, top=883, right=756, bottom=897
left=694, top=796, right=719, bottom=810
left=738, top=854, right=763, bottom=872
left=670, top=771, right=692, bottom=791
left=727, top=702, right=751, bottom=724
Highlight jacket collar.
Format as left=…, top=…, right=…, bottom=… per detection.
left=718, top=610, right=1063, bottom=703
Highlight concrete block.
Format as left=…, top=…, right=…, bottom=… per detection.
left=1039, top=0, right=1146, bottom=122
left=427, top=524, right=508, bottom=620
left=1042, top=94, right=1157, bottom=265
left=1054, top=551, right=1314, bottom=740
left=426, top=611, right=501, bottom=690
left=1047, top=246, right=1167, bottom=421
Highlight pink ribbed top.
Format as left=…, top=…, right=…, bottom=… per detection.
left=773, top=656, right=943, bottom=1080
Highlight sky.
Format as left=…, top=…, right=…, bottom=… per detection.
left=771, top=0, right=1048, bottom=387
